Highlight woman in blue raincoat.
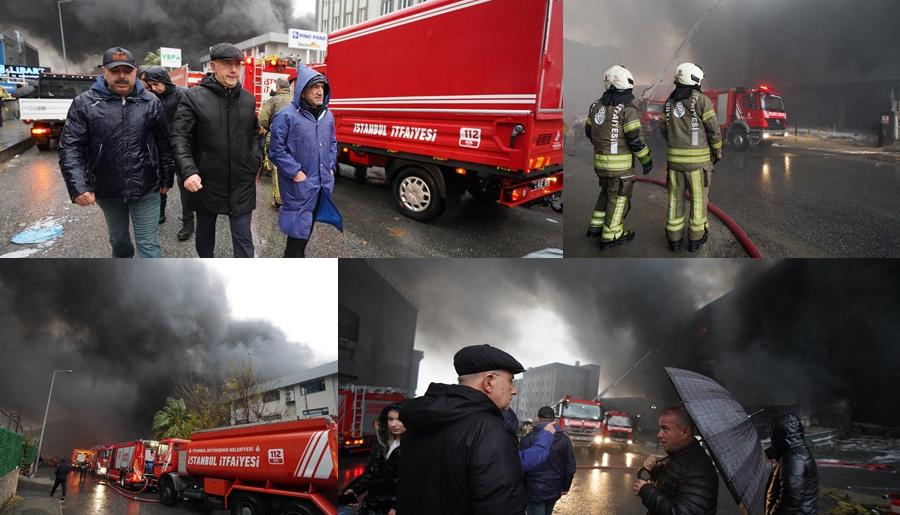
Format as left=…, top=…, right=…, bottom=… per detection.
left=268, top=65, right=342, bottom=257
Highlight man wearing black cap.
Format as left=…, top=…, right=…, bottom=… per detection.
left=59, top=46, right=174, bottom=258
left=171, top=43, right=261, bottom=257
left=398, top=344, right=531, bottom=515
left=520, top=406, right=576, bottom=515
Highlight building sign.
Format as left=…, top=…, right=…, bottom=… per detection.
left=288, top=29, right=328, bottom=51
left=0, top=64, right=50, bottom=80
left=159, top=47, right=182, bottom=68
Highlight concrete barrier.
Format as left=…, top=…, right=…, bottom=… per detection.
left=0, top=467, right=19, bottom=508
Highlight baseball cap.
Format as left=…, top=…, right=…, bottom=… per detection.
left=103, top=47, right=136, bottom=69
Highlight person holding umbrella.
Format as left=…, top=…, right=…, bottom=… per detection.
left=634, top=405, right=719, bottom=514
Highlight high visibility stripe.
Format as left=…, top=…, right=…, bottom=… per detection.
left=691, top=170, right=704, bottom=226
left=667, top=222, right=685, bottom=232
left=623, top=119, right=641, bottom=132
left=603, top=196, right=628, bottom=240
left=590, top=211, right=606, bottom=227
left=711, top=140, right=723, bottom=150
left=668, top=155, right=710, bottom=164
left=595, top=153, right=633, bottom=171
left=667, top=147, right=711, bottom=156
left=667, top=170, right=678, bottom=224
left=702, top=110, right=716, bottom=122
left=634, top=146, right=650, bottom=159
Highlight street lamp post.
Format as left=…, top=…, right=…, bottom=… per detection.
left=57, top=0, right=77, bottom=74
left=30, top=369, right=73, bottom=477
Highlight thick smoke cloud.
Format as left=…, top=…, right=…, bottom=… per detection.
left=565, top=0, right=900, bottom=130
left=1, top=0, right=315, bottom=71
left=0, top=261, right=316, bottom=457
left=370, top=260, right=898, bottom=426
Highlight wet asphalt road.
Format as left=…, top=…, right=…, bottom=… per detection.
left=15, top=469, right=226, bottom=515
left=565, top=136, right=900, bottom=258
left=0, top=144, right=561, bottom=258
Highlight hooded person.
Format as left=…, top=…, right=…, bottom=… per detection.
left=764, top=414, right=818, bottom=515
left=141, top=66, right=193, bottom=238
left=398, top=344, right=530, bottom=515
left=268, top=65, right=342, bottom=258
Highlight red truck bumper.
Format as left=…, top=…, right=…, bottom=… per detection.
left=498, top=171, right=563, bottom=207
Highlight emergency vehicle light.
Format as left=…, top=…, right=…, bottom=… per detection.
left=759, top=84, right=770, bottom=91
left=245, top=57, right=253, bottom=65
left=31, top=128, right=49, bottom=135
left=454, top=168, right=466, bottom=175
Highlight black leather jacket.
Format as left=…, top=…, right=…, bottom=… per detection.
left=765, top=414, right=818, bottom=514
left=639, top=439, right=719, bottom=515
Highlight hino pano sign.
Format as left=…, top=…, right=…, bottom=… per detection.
left=288, top=29, right=328, bottom=51
left=0, top=64, right=50, bottom=79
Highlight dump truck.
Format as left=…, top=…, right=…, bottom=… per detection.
left=153, top=417, right=337, bottom=515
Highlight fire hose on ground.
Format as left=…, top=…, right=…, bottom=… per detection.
left=634, top=177, right=763, bottom=258
left=103, top=478, right=162, bottom=503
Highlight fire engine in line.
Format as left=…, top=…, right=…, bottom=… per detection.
left=303, top=0, right=564, bottom=221
left=69, top=448, right=95, bottom=471
left=152, top=418, right=337, bottom=515
left=107, top=439, right=159, bottom=489
left=89, top=444, right=112, bottom=475
left=601, top=410, right=635, bottom=450
left=337, top=385, right=406, bottom=453
left=703, top=84, right=788, bottom=151
left=551, top=396, right=605, bottom=457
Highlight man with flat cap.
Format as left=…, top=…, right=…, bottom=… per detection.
left=171, top=42, right=261, bottom=257
left=399, top=344, right=549, bottom=515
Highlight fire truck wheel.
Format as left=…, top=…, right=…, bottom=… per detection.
left=159, top=477, right=179, bottom=506
left=277, top=499, right=316, bottom=515
left=230, top=492, right=271, bottom=515
left=728, top=128, right=749, bottom=151
left=394, top=167, right=445, bottom=221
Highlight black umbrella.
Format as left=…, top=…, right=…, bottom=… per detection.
left=664, top=367, right=767, bottom=515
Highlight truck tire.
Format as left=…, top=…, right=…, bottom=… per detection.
left=728, top=128, right=749, bottom=152
left=159, top=476, right=179, bottom=506
left=277, top=499, right=316, bottom=515
left=549, top=191, right=563, bottom=213
left=394, top=166, right=445, bottom=221
left=230, top=492, right=271, bottom=515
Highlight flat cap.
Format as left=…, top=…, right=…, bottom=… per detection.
left=538, top=406, right=556, bottom=420
left=209, top=43, right=243, bottom=61
left=454, top=344, right=524, bottom=376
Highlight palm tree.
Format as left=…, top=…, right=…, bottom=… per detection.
left=152, top=398, right=195, bottom=439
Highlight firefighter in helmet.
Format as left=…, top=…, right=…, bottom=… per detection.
left=585, top=65, right=653, bottom=250
left=661, top=63, right=723, bottom=253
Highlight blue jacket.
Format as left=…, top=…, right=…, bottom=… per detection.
left=59, top=75, right=174, bottom=202
left=268, top=66, right=342, bottom=239
left=520, top=423, right=576, bottom=503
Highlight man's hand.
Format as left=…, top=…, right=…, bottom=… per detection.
left=542, top=423, right=556, bottom=435
left=184, top=174, right=202, bottom=192
left=643, top=455, right=660, bottom=472
left=293, top=171, right=307, bottom=183
left=160, top=187, right=170, bottom=194
left=73, top=192, right=95, bottom=206
left=633, top=479, right=649, bottom=495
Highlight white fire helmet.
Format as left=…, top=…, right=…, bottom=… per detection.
left=675, top=62, right=704, bottom=86
left=604, top=65, right=634, bottom=91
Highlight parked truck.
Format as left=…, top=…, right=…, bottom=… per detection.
left=337, top=385, right=406, bottom=453
left=298, top=0, right=564, bottom=221
left=69, top=448, right=95, bottom=471
left=703, top=84, right=788, bottom=151
left=18, top=73, right=95, bottom=150
left=107, top=439, right=159, bottom=490
left=153, top=418, right=337, bottom=515
left=551, top=396, right=605, bottom=458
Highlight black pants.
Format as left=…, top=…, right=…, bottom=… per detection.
left=51, top=478, right=66, bottom=498
left=176, top=176, right=194, bottom=225
left=283, top=195, right=320, bottom=258
left=195, top=210, right=254, bottom=258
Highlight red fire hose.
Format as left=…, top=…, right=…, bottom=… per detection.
left=635, top=177, right=763, bottom=258
left=103, top=479, right=162, bottom=503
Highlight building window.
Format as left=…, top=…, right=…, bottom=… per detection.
left=334, top=15, right=340, bottom=29
left=398, top=0, right=414, bottom=8
left=380, top=0, right=393, bottom=15
left=344, top=12, right=353, bottom=26
left=301, top=379, right=327, bottom=394
left=338, top=305, right=360, bottom=341
left=358, top=6, right=367, bottom=21
left=263, top=390, right=280, bottom=403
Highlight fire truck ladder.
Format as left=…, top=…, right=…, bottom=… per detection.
left=350, top=385, right=368, bottom=437
left=252, top=61, right=264, bottom=112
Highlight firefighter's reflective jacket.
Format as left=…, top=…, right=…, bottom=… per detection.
left=585, top=99, right=651, bottom=176
left=661, top=89, right=723, bottom=172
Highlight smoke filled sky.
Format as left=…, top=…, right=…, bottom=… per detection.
left=0, top=260, right=336, bottom=456
left=373, top=259, right=763, bottom=397
left=565, top=0, right=900, bottom=97
left=1, top=0, right=318, bottom=72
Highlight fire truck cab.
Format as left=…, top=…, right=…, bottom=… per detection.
left=601, top=410, right=635, bottom=450
left=551, top=396, right=605, bottom=457
left=108, top=439, right=160, bottom=490
left=704, top=85, right=788, bottom=151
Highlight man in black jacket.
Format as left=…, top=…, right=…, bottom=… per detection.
left=398, top=344, right=527, bottom=515
left=765, top=414, right=818, bottom=514
left=59, top=47, right=174, bottom=258
left=171, top=43, right=261, bottom=258
left=141, top=66, right=193, bottom=239
left=521, top=406, right=576, bottom=515
left=635, top=405, right=718, bottom=515
left=50, top=459, right=71, bottom=501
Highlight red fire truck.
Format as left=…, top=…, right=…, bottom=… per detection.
left=337, top=385, right=406, bottom=453
left=300, top=0, right=564, bottom=221
left=69, top=448, right=95, bottom=471
left=153, top=418, right=337, bottom=515
left=107, top=439, right=159, bottom=489
left=601, top=410, right=635, bottom=450
left=89, top=444, right=112, bottom=476
left=551, top=396, right=605, bottom=457
left=638, top=98, right=666, bottom=139
left=241, top=57, right=298, bottom=113
left=703, top=84, right=788, bottom=151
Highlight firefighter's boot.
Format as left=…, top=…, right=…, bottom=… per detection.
left=599, top=230, right=635, bottom=251
left=668, top=238, right=682, bottom=252
left=586, top=224, right=603, bottom=238
left=688, top=229, right=709, bottom=253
